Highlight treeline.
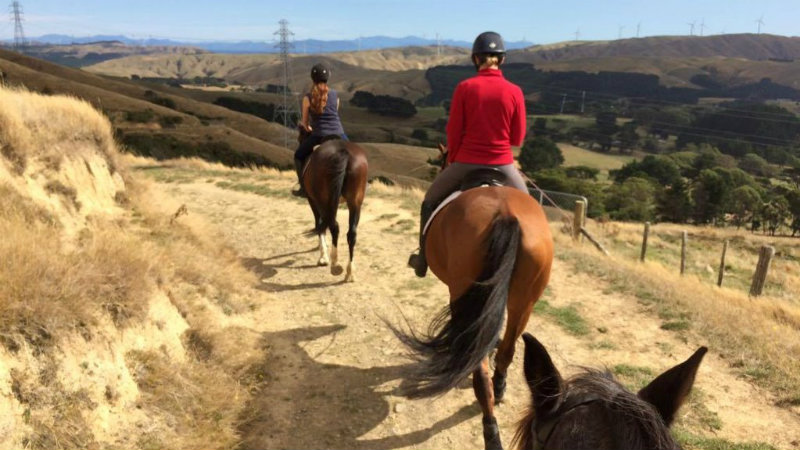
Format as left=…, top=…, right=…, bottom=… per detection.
left=520, top=138, right=800, bottom=236
left=350, top=91, right=417, bottom=118
left=420, top=63, right=800, bottom=110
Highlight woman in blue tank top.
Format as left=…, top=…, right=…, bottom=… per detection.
left=292, top=62, right=348, bottom=197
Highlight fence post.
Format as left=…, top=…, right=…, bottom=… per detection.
left=717, top=240, right=728, bottom=287
left=749, top=245, right=775, bottom=297
left=573, top=200, right=586, bottom=242
left=640, top=222, right=650, bottom=262
left=680, top=231, right=687, bottom=275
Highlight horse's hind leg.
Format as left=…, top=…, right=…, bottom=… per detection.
left=329, top=218, right=344, bottom=276
left=308, top=198, right=330, bottom=266
left=473, top=358, right=502, bottom=450
left=344, top=204, right=361, bottom=282
left=492, top=270, right=548, bottom=403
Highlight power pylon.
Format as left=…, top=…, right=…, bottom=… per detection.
left=10, top=1, right=26, bottom=49
left=272, top=19, right=299, bottom=149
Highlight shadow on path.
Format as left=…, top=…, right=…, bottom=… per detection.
left=237, top=325, right=478, bottom=450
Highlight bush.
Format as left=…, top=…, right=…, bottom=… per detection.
left=125, top=109, right=155, bottom=123
left=519, top=137, right=564, bottom=174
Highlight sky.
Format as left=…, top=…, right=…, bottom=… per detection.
left=1, top=0, right=798, bottom=44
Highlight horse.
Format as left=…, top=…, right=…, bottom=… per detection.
left=391, top=144, right=554, bottom=450
left=298, top=127, right=368, bottom=282
left=515, top=333, right=707, bottom=450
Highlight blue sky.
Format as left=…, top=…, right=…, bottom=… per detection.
left=1, top=0, right=797, bottom=44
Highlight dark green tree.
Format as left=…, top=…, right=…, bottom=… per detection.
left=518, top=137, right=564, bottom=174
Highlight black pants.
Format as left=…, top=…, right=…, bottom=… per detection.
left=294, top=135, right=323, bottom=161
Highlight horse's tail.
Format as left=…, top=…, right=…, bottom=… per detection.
left=391, top=215, right=520, bottom=398
left=311, top=145, right=349, bottom=235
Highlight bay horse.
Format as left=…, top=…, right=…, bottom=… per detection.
left=391, top=145, right=554, bottom=450
left=298, top=127, right=368, bottom=282
left=515, top=333, right=707, bottom=450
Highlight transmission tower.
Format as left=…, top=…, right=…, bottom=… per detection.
left=272, top=19, right=299, bottom=149
left=10, top=1, right=26, bottom=49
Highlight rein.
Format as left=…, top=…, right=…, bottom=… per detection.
left=532, top=394, right=603, bottom=450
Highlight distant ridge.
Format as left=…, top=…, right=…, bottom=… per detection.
left=1, top=34, right=534, bottom=54
left=511, top=33, right=800, bottom=62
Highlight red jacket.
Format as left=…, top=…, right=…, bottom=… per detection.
left=446, top=69, right=526, bottom=165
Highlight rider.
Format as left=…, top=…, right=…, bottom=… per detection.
left=292, top=62, right=347, bottom=197
left=408, top=31, right=529, bottom=277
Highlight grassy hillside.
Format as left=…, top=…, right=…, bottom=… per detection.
left=0, top=85, right=266, bottom=449
left=0, top=47, right=294, bottom=168
left=13, top=41, right=207, bottom=68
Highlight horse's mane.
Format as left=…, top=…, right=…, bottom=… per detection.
left=513, top=369, right=679, bottom=450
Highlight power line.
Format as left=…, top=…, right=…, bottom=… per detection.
left=523, top=82, right=800, bottom=124
left=272, top=19, right=299, bottom=149
left=10, top=1, right=25, bottom=49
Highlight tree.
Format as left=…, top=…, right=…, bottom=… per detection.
left=605, top=177, right=656, bottom=221
left=518, top=137, right=564, bottom=174
left=692, top=169, right=731, bottom=224
left=618, top=122, right=639, bottom=153
left=657, top=179, right=693, bottom=223
left=761, top=197, right=790, bottom=235
left=739, top=153, right=776, bottom=177
left=729, top=185, right=762, bottom=229
left=612, top=155, right=681, bottom=186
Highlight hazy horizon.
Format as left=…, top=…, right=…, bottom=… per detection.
left=1, top=0, right=797, bottom=46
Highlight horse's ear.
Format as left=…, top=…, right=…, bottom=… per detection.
left=522, top=333, right=564, bottom=417
left=638, top=347, right=707, bottom=426
left=438, top=142, right=446, bottom=155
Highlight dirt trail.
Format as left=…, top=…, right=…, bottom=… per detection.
left=162, top=172, right=799, bottom=450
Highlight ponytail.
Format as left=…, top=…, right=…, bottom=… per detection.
left=310, top=82, right=329, bottom=115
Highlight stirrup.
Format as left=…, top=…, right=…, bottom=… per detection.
left=291, top=187, right=306, bottom=198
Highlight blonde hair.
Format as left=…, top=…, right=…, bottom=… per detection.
left=474, top=54, right=503, bottom=70
left=309, top=82, right=329, bottom=115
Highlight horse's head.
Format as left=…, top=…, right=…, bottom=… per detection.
left=515, top=333, right=706, bottom=450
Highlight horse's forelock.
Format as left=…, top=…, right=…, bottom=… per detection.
left=515, top=369, right=679, bottom=450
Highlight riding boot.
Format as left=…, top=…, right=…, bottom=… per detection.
left=408, top=201, right=434, bottom=277
left=292, top=157, right=307, bottom=197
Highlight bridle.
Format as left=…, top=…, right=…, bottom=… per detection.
left=531, top=394, right=603, bottom=450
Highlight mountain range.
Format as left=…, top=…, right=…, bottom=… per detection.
left=2, top=34, right=534, bottom=53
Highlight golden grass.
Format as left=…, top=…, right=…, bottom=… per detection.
left=0, top=87, right=262, bottom=449
left=556, top=228, right=800, bottom=402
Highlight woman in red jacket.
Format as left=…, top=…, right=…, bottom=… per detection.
left=409, top=31, right=529, bottom=277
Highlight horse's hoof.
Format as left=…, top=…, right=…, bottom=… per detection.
left=318, top=258, right=329, bottom=266
left=344, top=273, right=355, bottom=283
left=331, top=265, right=344, bottom=276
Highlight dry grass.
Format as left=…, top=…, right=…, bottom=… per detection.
left=556, top=228, right=800, bottom=403
left=0, top=87, right=262, bottom=449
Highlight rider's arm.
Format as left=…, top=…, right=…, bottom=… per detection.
left=510, top=86, right=526, bottom=147
left=446, top=84, right=465, bottom=163
left=301, top=96, right=311, bottom=131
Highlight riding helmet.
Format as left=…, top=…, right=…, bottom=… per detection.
left=311, top=63, right=330, bottom=83
left=472, top=31, right=506, bottom=55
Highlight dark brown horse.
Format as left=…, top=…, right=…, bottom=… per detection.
left=515, top=333, right=707, bottom=450
left=298, top=128, right=368, bottom=282
left=392, top=145, right=554, bottom=450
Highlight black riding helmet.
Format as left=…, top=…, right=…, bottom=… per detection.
left=311, top=63, right=330, bottom=83
left=472, top=31, right=506, bottom=55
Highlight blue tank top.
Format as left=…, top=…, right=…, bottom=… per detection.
left=308, top=89, right=345, bottom=137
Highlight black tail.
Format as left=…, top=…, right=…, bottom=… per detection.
left=391, top=215, right=520, bottom=398
left=309, top=146, right=349, bottom=235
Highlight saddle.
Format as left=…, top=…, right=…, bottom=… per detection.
left=423, top=168, right=508, bottom=235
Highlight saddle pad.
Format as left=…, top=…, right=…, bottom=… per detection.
left=423, top=186, right=487, bottom=235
